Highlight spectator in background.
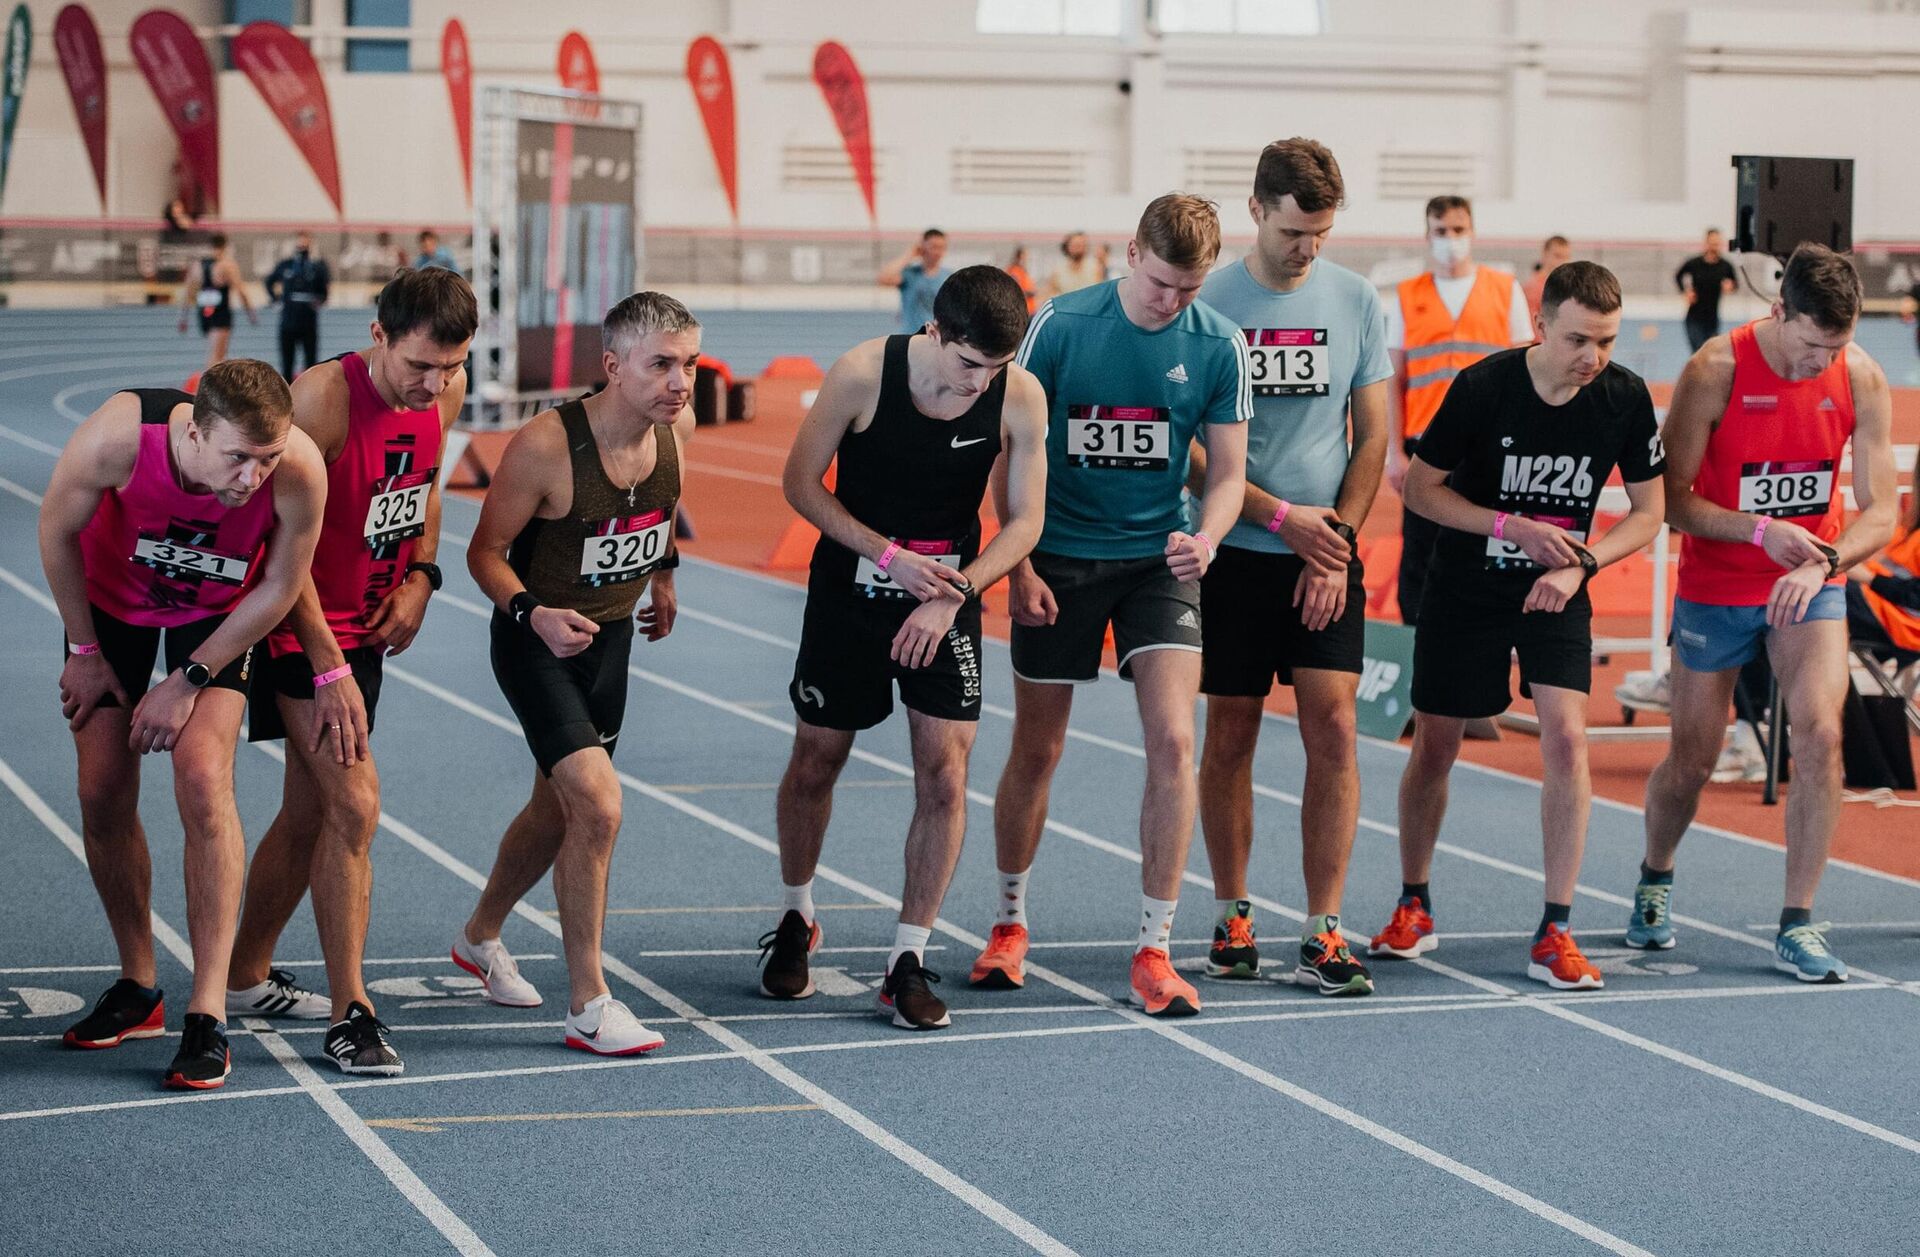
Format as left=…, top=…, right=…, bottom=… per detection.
left=162, top=197, right=197, bottom=239
left=1848, top=459, right=1920, bottom=660
left=877, top=228, right=951, bottom=334
left=1005, top=246, right=1038, bottom=314
left=1900, top=282, right=1919, bottom=361
left=1042, top=231, right=1104, bottom=300
left=1675, top=228, right=1738, bottom=351
left=264, top=230, right=332, bottom=381
left=414, top=229, right=461, bottom=274
left=1523, top=235, right=1572, bottom=322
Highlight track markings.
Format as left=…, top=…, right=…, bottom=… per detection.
left=367, top=1103, right=819, bottom=1134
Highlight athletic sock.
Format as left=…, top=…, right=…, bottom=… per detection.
left=1535, top=902, right=1572, bottom=941
left=1216, top=898, right=1250, bottom=927
left=1402, top=882, right=1431, bottom=913
left=1639, top=861, right=1673, bottom=886
left=1779, top=906, right=1813, bottom=932
left=1303, top=913, right=1338, bottom=941
left=888, top=924, right=933, bottom=975
left=998, top=870, right=1030, bottom=927
left=782, top=879, right=816, bottom=926
left=1138, top=896, right=1178, bottom=953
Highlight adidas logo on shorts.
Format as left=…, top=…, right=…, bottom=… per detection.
left=1176, top=609, right=1199, bottom=629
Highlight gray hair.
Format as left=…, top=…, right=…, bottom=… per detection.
left=603, top=291, right=701, bottom=358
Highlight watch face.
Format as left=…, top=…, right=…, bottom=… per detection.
left=183, top=662, right=212, bottom=688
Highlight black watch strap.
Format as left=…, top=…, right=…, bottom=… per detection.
left=1815, top=542, right=1841, bottom=580
left=1330, top=521, right=1357, bottom=547
left=406, top=561, right=443, bottom=591
left=1573, top=545, right=1600, bottom=585
left=182, top=661, right=213, bottom=689
left=656, top=551, right=681, bottom=572
left=509, top=591, right=541, bottom=626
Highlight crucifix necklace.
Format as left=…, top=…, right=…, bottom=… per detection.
left=598, top=423, right=645, bottom=507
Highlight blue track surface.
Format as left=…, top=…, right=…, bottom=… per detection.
left=2, top=312, right=1919, bottom=1256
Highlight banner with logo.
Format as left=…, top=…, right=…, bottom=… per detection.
left=53, top=5, right=108, bottom=208
left=515, top=119, right=634, bottom=394
left=1354, top=620, right=1417, bottom=741
left=0, top=4, right=29, bottom=211
left=441, top=19, right=471, bottom=203
left=811, top=41, right=874, bottom=223
left=685, top=35, right=738, bottom=221
left=130, top=8, right=220, bottom=210
left=231, top=21, right=342, bottom=216
left=557, top=29, right=599, bottom=118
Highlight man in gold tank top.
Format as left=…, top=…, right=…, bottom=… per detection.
left=453, top=293, right=695, bottom=1057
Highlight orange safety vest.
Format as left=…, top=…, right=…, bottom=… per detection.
left=1860, top=527, right=1920, bottom=654
left=1397, top=268, right=1517, bottom=440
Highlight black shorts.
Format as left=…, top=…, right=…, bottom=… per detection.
left=1200, top=547, right=1366, bottom=697
left=790, top=590, right=983, bottom=730
left=1411, top=583, right=1592, bottom=718
left=246, top=646, right=387, bottom=743
left=65, top=605, right=252, bottom=706
left=489, top=611, right=634, bottom=776
left=1008, top=551, right=1203, bottom=684
left=199, top=308, right=232, bottom=333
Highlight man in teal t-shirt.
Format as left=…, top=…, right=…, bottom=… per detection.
left=967, top=194, right=1249, bottom=1021
left=1186, top=138, right=1393, bottom=1000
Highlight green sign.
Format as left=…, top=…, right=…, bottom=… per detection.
left=1355, top=618, right=1416, bottom=741
left=0, top=3, right=27, bottom=211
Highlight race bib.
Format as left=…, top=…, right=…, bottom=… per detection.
left=1244, top=329, right=1330, bottom=397
left=1738, top=460, right=1834, bottom=518
left=1485, top=513, right=1587, bottom=572
left=578, top=509, right=672, bottom=587
left=196, top=287, right=222, bottom=312
left=1066, top=404, right=1170, bottom=470
left=131, top=534, right=250, bottom=585
left=363, top=469, right=435, bottom=549
left=856, top=540, right=960, bottom=599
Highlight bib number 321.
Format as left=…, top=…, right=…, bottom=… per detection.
left=580, top=509, right=672, bottom=587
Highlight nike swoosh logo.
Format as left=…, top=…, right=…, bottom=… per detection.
left=951, top=436, right=988, bottom=449
left=597, top=731, right=618, bottom=744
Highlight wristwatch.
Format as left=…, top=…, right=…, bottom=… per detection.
left=1329, top=521, right=1357, bottom=550
left=656, top=551, right=681, bottom=572
left=1815, top=543, right=1841, bottom=580
left=952, top=573, right=978, bottom=603
left=405, top=561, right=443, bottom=591
left=1572, top=546, right=1600, bottom=585
left=181, top=661, right=213, bottom=689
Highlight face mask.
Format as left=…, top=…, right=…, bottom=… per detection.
left=1430, top=236, right=1471, bottom=266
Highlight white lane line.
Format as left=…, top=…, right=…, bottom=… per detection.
left=0, top=473, right=45, bottom=507
left=0, top=953, right=560, bottom=976
left=0, top=422, right=65, bottom=457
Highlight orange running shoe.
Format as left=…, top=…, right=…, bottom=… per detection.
left=1129, top=947, right=1200, bottom=1016
left=1368, top=896, right=1437, bottom=959
left=969, top=922, right=1029, bottom=989
left=1527, top=923, right=1604, bottom=990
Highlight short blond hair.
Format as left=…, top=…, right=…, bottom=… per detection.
left=1135, top=193, right=1221, bottom=270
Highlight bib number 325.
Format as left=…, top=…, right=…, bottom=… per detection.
left=364, top=469, right=436, bottom=549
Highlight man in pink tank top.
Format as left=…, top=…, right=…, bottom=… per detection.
left=224, top=269, right=476, bottom=1076
left=37, top=360, right=326, bottom=1090
left=1632, top=245, right=1898, bottom=983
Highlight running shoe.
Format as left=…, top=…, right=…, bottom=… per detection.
left=1711, top=726, right=1767, bottom=784
left=968, top=922, right=1029, bottom=990
left=1368, top=897, right=1437, bottom=959
left=164, top=1013, right=231, bottom=1090
left=757, top=909, right=821, bottom=1000
left=322, top=1002, right=404, bottom=1076
left=1623, top=880, right=1677, bottom=950
left=563, top=995, right=666, bottom=1055
left=1527, top=924, right=1604, bottom=990
left=1774, top=922, right=1848, bottom=984
left=1614, top=669, right=1671, bottom=714
left=1129, top=947, right=1200, bottom=1017
left=1295, top=919, right=1374, bottom=997
left=1204, top=903, right=1260, bottom=979
left=451, top=934, right=543, bottom=1008
left=877, top=952, right=950, bottom=1030
left=226, top=967, right=329, bottom=1020
left=63, top=979, right=165, bottom=1049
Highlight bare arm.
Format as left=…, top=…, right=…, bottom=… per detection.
left=962, top=368, right=1047, bottom=591
left=1588, top=475, right=1665, bottom=569
left=39, top=395, right=142, bottom=645
left=1833, top=351, right=1899, bottom=568
left=186, top=432, right=325, bottom=672
left=782, top=346, right=890, bottom=561
left=875, top=248, right=918, bottom=288
left=1337, top=378, right=1391, bottom=530
left=222, top=256, right=255, bottom=316
left=1660, top=344, right=1752, bottom=543
left=469, top=416, right=562, bottom=612
left=277, top=366, right=352, bottom=670
left=1384, top=349, right=1410, bottom=490
left=413, top=367, right=467, bottom=572
left=1190, top=421, right=1249, bottom=547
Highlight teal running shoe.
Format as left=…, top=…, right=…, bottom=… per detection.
left=1774, top=922, right=1848, bottom=984
left=1624, top=881, right=1676, bottom=950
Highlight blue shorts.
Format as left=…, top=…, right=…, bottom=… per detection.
left=1669, top=586, right=1845, bottom=673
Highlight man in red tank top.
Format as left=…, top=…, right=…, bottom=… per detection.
left=1632, top=245, right=1899, bottom=983
left=224, top=270, right=476, bottom=1076
left=38, top=360, right=327, bottom=1090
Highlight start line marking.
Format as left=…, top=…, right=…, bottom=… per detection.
left=367, top=1103, right=818, bottom=1134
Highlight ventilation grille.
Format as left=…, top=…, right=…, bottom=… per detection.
left=780, top=143, right=886, bottom=192
left=950, top=148, right=1089, bottom=196
left=1182, top=148, right=1260, bottom=197
left=1377, top=151, right=1477, bottom=201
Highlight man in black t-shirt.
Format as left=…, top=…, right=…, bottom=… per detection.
left=1365, top=262, right=1667, bottom=991
left=1676, top=229, right=1739, bottom=352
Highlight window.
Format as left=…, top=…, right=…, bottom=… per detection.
left=223, top=0, right=306, bottom=67
left=346, top=0, right=410, bottom=73
left=1154, top=0, right=1324, bottom=35
left=976, top=0, right=1125, bottom=37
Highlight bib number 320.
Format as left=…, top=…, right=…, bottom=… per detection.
left=580, top=509, right=672, bottom=587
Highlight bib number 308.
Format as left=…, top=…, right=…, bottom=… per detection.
left=1738, top=460, right=1834, bottom=518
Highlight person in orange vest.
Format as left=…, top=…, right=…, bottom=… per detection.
left=1848, top=467, right=1920, bottom=658
left=1386, top=196, right=1536, bottom=627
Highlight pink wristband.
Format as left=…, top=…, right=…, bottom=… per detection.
left=875, top=540, right=903, bottom=571
left=1750, top=516, right=1770, bottom=547
left=67, top=641, right=100, bottom=656
left=1193, top=531, right=1215, bottom=559
left=1267, top=501, right=1292, bottom=534
left=313, top=665, right=353, bottom=689
left=1492, top=512, right=1509, bottom=541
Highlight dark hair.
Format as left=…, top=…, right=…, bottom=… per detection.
left=922, top=228, right=947, bottom=242
left=1779, top=243, right=1861, bottom=332
left=1136, top=193, right=1222, bottom=269
left=1252, top=138, right=1345, bottom=213
left=932, top=265, right=1030, bottom=358
left=193, top=359, right=291, bottom=444
left=1060, top=231, right=1087, bottom=254
left=1540, top=261, right=1622, bottom=318
left=208, top=232, right=228, bottom=249
left=419, top=229, right=437, bottom=245
left=376, top=267, right=479, bottom=346
left=1424, top=195, right=1472, bottom=225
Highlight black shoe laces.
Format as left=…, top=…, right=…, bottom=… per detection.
left=757, top=913, right=810, bottom=968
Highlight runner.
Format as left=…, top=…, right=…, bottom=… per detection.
left=1367, top=262, right=1666, bottom=990
left=968, top=193, right=1251, bottom=1017
left=757, top=266, right=1047, bottom=1030
left=178, top=233, right=257, bottom=373
left=1187, top=138, right=1391, bottom=996
left=1630, top=244, right=1897, bottom=982
left=224, top=268, right=475, bottom=1075
left=38, top=360, right=325, bottom=1088
left=454, top=291, right=692, bottom=1056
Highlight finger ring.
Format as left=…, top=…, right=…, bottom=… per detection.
left=328, top=723, right=340, bottom=730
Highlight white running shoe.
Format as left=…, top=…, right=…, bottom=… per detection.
left=226, top=968, right=330, bottom=1020
left=451, top=934, right=543, bottom=1008
left=1711, top=723, right=1768, bottom=783
left=563, top=994, right=665, bottom=1056
left=1614, top=670, right=1671, bottom=714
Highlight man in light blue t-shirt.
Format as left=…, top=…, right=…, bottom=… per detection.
left=966, top=194, right=1250, bottom=1021
left=877, top=229, right=952, bottom=334
left=1186, top=138, right=1392, bottom=998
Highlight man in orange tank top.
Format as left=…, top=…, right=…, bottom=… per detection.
left=1631, top=245, right=1898, bottom=983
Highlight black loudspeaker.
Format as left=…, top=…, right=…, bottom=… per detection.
left=1731, top=155, right=1853, bottom=259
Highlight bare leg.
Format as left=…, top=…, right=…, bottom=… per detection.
left=1294, top=668, right=1362, bottom=917
left=1531, top=685, right=1592, bottom=906
left=899, top=712, right=976, bottom=928
left=1130, top=649, right=1202, bottom=901
left=775, top=721, right=854, bottom=887
left=1766, top=619, right=1849, bottom=909
left=206, top=326, right=232, bottom=371
left=170, top=690, right=250, bottom=1018
left=1642, top=663, right=1739, bottom=872
left=228, top=723, right=321, bottom=989
left=1198, top=696, right=1263, bottom=901
left=992, top=678, right=1074, bottom=877
left=466, top=770, right=566, bottom=945
left=1396, top=713, right=1466, bottom=886
left=544, top=749, right=626, bottom=1015
left=73, top=706, right=155, bottom=986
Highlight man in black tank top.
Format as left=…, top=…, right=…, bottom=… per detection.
left=176, top=233, right=255, bottom=374
left=456, top=293, right=696, bottom=1058
left=758, top=267, right=1050, bottom=1031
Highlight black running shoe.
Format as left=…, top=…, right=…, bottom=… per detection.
left=877, top=952, right=951, bottom=1030
left=1204, top=901, right=1260, bottom=979
left=1294, top=920, right=1375, bottom=997
left=757, top=910, right=821, bottom=1000
left=323, top=1002, right=404, bottom=1076
left=64, top=979, right=166, bottom=1049
left=164, top=1013, right=230, bottom=1090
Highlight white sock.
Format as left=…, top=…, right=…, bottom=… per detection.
left=998, top=869, right=1029, bottom=927
left=1138, top=895, right=1178, bottom=953
left=1215, top=897, right=1250, bottom=926
left=782, top=879, right=816, bottom=925
left=889, top=924, right=933, bottom=974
